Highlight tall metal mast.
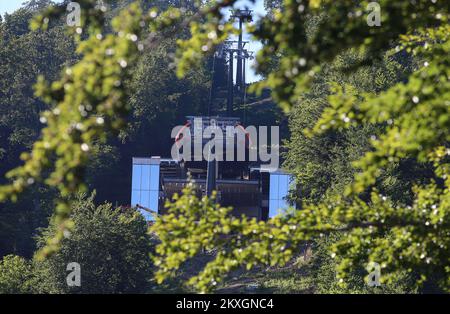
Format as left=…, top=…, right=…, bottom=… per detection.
left=223, top=9, right=253, bottom=117
left=231, top=9, right=252, bottom=95
left=227, top=49, right=234, bottom=116
left=206, top=10, right=253, bottom=197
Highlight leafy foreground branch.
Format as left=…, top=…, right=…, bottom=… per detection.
left=152, top=182, right=449, bottom=293
left=0, top=0, right=231, bottom=259
left=0, top=0, right=448, bottom=294
left=0, top=1, right=148, bottom=258
left=152, top=1, right=449, bottom=293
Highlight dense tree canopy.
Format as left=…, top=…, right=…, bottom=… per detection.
left=0, top=0, right=448, bottom=294
left=0, top=194, right=155, bottom=294
left=0, top=0, right=218, bottom=258
left=152, top=0, right=450, bottom=292
left=33, top=192, right=154, bottom=294
left=0, top=254, right=33, bottom=293
left=0, top=3, right=77, bottom=258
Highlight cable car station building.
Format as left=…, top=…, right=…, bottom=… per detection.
left=130, top=10, right=294, bottom=221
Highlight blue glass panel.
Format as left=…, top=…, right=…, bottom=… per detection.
left=269, top=173, right=279, bottom=200
left=141, top=165, right=150, bottom=190
left=280, top=175, right=289, bottom=196
left=149, top=190, right=159, bottom=213
left=131, top=190, right=141, bottom=207
left=131, top=159, right=161, bottom=222
left=149, top=164, right=160, bottom=191
left=268, top=173, right=295, bottom=218
left=140, top=190, right=150, bottom=209
left=280, top=175, right=289, bottom=204
left=279, top=199, right=289, bottom=211
left=269, top=199, right=279, bottom=218
left=131, top=165, right=142, bottom=191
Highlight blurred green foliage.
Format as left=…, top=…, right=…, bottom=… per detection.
left=0, top=193, right=155, bottom=294
left=152, top=0, right=450, bottom=292
left=32, top=192, right=154, bottom=293
left=0, top=0, right=448, bottom=294
left=0, top=255, right=33, bottom=293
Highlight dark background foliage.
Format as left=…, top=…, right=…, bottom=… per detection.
left=0, top=0, right=284, bottom=259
